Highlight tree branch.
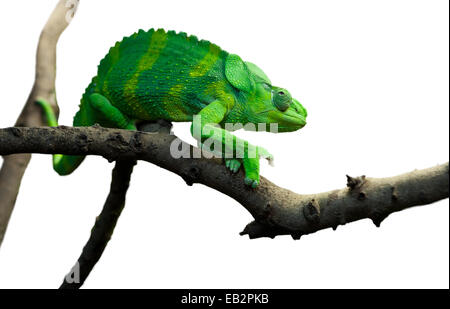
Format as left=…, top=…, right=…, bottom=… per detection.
left=60, top=159, right=136, bottom=289
left=59, top=122, right=170, bottom=289
left=0, top=126, right=448, bottom=239
left=0, top=0, right=79, bottom=246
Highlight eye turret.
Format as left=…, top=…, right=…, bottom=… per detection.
left=273, top=88, right=292, bottom=111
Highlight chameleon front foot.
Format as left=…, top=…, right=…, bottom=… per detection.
left=225, top=158, right=258, bottom=188
left=244, top=177, right=259, bottom=189
left=240, top=147, right=274, bottom=188
left=242, top=156, right=261, bottom=189
left=225, top=158, right=241, bottom=173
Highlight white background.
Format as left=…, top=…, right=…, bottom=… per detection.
left=0, top=0, right=448, bottom=289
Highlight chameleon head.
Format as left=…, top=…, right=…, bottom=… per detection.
left=252, top=84, right=307, bottom=133
left=224, top=54, right=307, bottom=133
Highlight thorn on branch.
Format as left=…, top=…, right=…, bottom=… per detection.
left=182, top=166, right=201, bottom=186
left=346, top=174, right=366, bottom=190
left=291, top=232, right=303, bottom=240
left=371, top=211, right=389, bottom=228
left=240, top=221, right=287, bottom=239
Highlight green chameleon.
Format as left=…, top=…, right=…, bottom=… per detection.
left=38, top=29, right=307, bottom=188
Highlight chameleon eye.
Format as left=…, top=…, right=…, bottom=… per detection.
left=273, top=89, right=291, bottom=112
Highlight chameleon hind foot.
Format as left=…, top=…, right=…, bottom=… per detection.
left=88, top=93, right=137, bottom=130
left=36, top=98, right=85, bottom=175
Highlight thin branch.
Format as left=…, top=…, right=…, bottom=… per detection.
left=60, top=159, right=136, bottom=289
left=0, top=0, right=79, bottom=246
left=0, top=126, right=448, bottom=239
left=59, top=122, right=169, bottom=289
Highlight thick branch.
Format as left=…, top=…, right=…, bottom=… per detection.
left=60, top=160, right=136, bottom=289
left=0, top=0, right=78, bottom=246
left=0, top=126, right=448, bottom=239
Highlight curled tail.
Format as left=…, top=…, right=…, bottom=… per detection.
left=37, top=77, right=136, bottom=176
left=37, top=97, right=87, bottom=176
left=36, top=80, right=98, bottom=176
left=51, top=154, right=85, bottom=176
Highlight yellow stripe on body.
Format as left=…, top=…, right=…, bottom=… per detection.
left=204, top=80, right=235, bottom=110
left=101, top=45, right=120, bottom=98
left=160, top=84, right=192, bottom=121
left=189, top=44, right=221, bottom=78
left=122, top=29, right=168, bottom=117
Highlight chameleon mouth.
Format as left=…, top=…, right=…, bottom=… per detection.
left=258, top=109, right=307, bottom=132
left=275, top=111, right=306, bottom=128
left=292, top=98, right=307, bottom=118
left=284, top=113, right=306, bottom=125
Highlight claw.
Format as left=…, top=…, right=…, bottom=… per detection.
left=244, top=177, right=259, bottom=188
left=225, top=159, right=241, bottom=174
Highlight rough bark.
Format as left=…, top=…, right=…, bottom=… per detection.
left=0, top=0, right=78, bottom=246
left=0, top=126, right=447, bottom=239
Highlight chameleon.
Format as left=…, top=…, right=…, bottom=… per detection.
left=37, top=28, right=307, bottom=188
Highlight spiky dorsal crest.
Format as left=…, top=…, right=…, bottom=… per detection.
left=97, top=28, right=225, bottom=78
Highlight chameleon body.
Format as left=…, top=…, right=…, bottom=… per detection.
left=38, top=29, right=307, bottom=187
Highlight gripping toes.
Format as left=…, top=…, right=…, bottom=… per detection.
left=225, top=157, right=259, bottom=188
left=242, top=157, right=260, bottom=188
left=224, top=146, right=268, bottom=188
left=225, top=158, right=241, bottom=173
left=244, top=176, right=259, bottom=188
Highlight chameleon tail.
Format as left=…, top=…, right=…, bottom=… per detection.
left=36, top=99, right=86, bottom=176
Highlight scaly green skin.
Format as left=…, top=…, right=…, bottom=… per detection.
left=38, top=28, right=307, bottom=188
